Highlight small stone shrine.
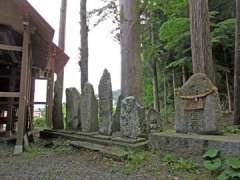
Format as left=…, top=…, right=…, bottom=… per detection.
left=175, top=73, right=223, bottom=134
left=98, top=69, right=113, bottom=135
left=147, top=109, right=162, bottom=133
left=80, top=83, right=98, bottom=132
left=120, top=96, right=145, bottom=138
left=66, top=88, right=81, bottom=129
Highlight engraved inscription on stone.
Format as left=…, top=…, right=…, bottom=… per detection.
left=120, top=96, right=145, bottom=138
left=184, top=99, right=203, bottom=111
left=175, top=73, right=223, bottom=134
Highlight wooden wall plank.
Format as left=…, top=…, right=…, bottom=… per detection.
left=0, top=92, right=19, bottom=98
left=0, top=44, right=22, bottom=52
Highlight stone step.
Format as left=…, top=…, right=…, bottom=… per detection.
left=40, top=129, right=148, bottom=150
left=70, top=141, right=129, bottom=160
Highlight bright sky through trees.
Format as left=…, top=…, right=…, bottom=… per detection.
left=28, top=0, right=121, bottom=102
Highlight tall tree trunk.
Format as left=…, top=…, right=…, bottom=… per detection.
left=152, top=59, right=160, bottom=112
left=150, top=25, right=160, bottom=112
left=182, top=65, right=186, bottom=84
left=234, top=0, right=240, bottom=124
left=189, top=0, right=215, bottom=82
left=80, top=0, right=88, bottom=92
left=226, top=72, right=232, bottom=112
left=172, top=70, right=176, bottom=110
left=53, top=0, right=67, bottom=129
left=119, top=0, right=143, bottom=104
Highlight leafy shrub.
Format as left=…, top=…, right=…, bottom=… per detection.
left=33, top=117, right=46, bottom=128
left=224, top=125, right=240, bottom=134
left=203, top=148, right=240, bottom=180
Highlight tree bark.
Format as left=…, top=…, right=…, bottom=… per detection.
left=172, top=70, right=176, bottom=110
left=152, top=59, right=160, bottom=112
left=119, top=0, right=143, bottom=104
left=234, top=0, right=240, bottom=124
left=226, top=72, right=232, bottom=112
left=80, top=0, right=88, bottom=92
left=53, top=0, right=67, bottom=129
left=182, top=65, right=186, bottom=84
left=189, top=0, right=215, bottom=82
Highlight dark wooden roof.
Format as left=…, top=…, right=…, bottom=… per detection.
left=0, top=0, right=69, bottom=73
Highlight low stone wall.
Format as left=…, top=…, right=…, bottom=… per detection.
left=149, top=132, right=240, bottom=163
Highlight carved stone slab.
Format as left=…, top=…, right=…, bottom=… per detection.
left=175, top=73, right=223, bottom=134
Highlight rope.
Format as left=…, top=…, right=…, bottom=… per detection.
left=176, top=86, right=218, bottom=100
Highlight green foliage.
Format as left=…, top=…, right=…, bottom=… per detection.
left=159, top=17, right=190, bottom=50
left=203, top=149, right=221, bottom=171
left=162, top=152, right=198, bottom=173
left=226, top=157, right=240, bottom=170
left=173, top=158, right=197, bottom=172
left=224, top=125, right=240, bottom=134
left=162, top=152, right=174, bottom=164
left=203, top=148, right=220, bottom=159
left=123, top=151, right=147, bottom=175
left=33, top=117, right=46, bottom=128
left=203, top=148, right=240, bottom=180
left=204, top=159, right=222, bottom=171
left=212, top=18, right=235, bottom=48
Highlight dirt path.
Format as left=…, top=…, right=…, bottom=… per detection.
left=0, top=139, right=212, bottom=180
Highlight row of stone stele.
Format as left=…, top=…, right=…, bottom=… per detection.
left=65, top=69, right=162, bottom=139
left=175, top=73, right=224, bottom=135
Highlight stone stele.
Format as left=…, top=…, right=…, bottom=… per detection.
left=112, top=94, right=123, bottom=133
left=98, top=69, right=113, bottom=135
left=66, top=88, right=81, bottom=129
left=146, top=109, right=162, bottom=133
left=80, top=82, right=98, bottom=132
left=175, top=73, right=223, bottom=135
left=120, top=96, right=145, bottom=138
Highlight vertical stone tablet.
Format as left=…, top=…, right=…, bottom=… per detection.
left=146, top=109, right=162, bottom=133
left=112, top=95, right=123, bottom=132
left=175, top=73, right=223, bottom=134
left=120, top=96, right=145, bottom=138
left=66, top=88, right=81, bottom=129
left=80, top=83, right=98, bottom=132
left=98, top=69, right=113, bottom=135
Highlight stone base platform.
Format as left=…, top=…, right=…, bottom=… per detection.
left=40, top=129, right=148, bottom=149
left=70, top=141, right=129, bottom=160
left=149, top=131, right=240, bottom=163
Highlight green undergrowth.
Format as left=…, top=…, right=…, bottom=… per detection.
left=224, top=125, right=240, bottom=134
left=203, top=148, right=240, bottom=180
left=120, top=149, right=210, bottom=178
left=22, top=138, right=71, bottom=160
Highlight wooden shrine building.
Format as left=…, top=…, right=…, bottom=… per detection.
left=0, top=0, right=69, bottom=153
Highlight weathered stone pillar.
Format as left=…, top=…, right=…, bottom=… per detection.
left=66, top=88, right=81, bottom=129
left=120, top=96, right=145, bottom=138
left=112, top=95, right=123, bottom=132
left=98, top=69, right=113, bottom=135
left=80, top=83, right=98, bottom=132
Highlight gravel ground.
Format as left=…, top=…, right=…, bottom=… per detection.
left=0, top=139, right=212, bottom=180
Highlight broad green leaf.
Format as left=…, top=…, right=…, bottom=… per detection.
left=203, top=149, right=220, bottom=159
left=203, top=158, right=222, bottom=171
left=226, top=158, right=240, bottom=170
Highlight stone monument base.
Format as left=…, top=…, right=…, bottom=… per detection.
left=40, top=129, right=148, bottom=149
left=149, top=131, right=240, bottom=163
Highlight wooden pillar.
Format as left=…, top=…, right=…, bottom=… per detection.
left=46, top=71, right=54, bottom=128
left=14, top=22, right=30, bottom=154
left=6, top=67, right=17, bottom=136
